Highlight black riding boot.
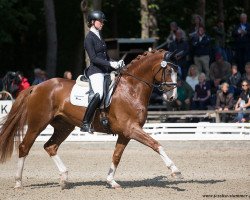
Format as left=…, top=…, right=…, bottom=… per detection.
left=80, top=93, right=101, bottom=133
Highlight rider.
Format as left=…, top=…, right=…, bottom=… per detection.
left=80, top=10, right=123, bottom=132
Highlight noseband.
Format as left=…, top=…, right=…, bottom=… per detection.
left=120, top=55, right=178, bottom=93
left=154, top=60, right=178, bottom=92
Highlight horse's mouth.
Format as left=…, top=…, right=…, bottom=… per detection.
left=162, top=93, right=177, bottom=102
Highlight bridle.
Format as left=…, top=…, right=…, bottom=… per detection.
left=119, top=53, right=178, bottom=93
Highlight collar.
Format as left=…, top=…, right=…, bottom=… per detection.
left=90, top=26, right=101, bottom=39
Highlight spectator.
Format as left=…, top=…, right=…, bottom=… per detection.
left=212, top=19, right=227, bottom=61
left=2, top=71, right=21, bottom=99
left=232, top=13, right=250, bottom=73
left=41, top=70, right=48, bottom=81
left=241, top=62, right=250, bottom=82
left=17, top=71, right=30, bottom=95
left=169, top=29, right=189, bottom=79
left=32, top=68, right=47, bottom=85
left=166, top=21, right=187, bottom=49
left=185, top=64, right=199, bottom=91
left=209, top=52, right=231, bottom=88
left=215, top=82, right=234, bottom=122
left=63, top=71, right=73, bottom=80
left=191, top=26, right=211, bottom=78
left=234, top=80, right=250, bottom=122
left=174, top=77, right=194, bottom=110
left=228, top=64, right=241, bottom=97
left=189, top=14, right=204, bottom=38
left=192, top=73, right=211, bottom=110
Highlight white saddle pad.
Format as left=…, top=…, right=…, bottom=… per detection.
left=70, top=74, right=115, bottom=108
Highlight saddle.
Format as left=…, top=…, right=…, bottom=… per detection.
left=70, top=71, right=117, bottom=109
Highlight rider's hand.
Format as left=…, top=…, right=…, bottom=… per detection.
left=118, top=60, right=125, bottom=68
left=110, top=61, right=119, bottom=69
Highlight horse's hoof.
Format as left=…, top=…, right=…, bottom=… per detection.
left=107, top=180, right=122, bottom=189
left=14, top=185, right=23, bottom=189
left=171, top=172, right=184, bottom=180
left=60, top=180, right=69, bottom=190
left=14, top=181, right=23, bottom=189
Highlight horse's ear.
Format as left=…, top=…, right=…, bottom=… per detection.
left=164, top=50, right=177, bottom=61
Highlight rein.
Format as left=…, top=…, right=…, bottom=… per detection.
left=119, top=61, right=178, bottom=92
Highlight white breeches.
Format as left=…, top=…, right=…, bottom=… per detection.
left=89, top=73, right=104, bottom=99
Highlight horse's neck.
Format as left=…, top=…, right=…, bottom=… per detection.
left=127, top=53, right=161, bottom=84
left=120, top=53, right=161, bottom=106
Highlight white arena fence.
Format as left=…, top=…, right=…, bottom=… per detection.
left=35, top=123, right=250, bottom=141
left=0, top=100, right=250, bottom=141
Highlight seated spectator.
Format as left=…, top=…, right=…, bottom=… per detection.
left=234, top=80, right=250, bottom=122
left=192, top=73, right=211, bottom=110
left=209, top=53, right=231, bottom=88
left=17, top=71, right=30, bottom=95
left=174, top=77, right=194, bottom=110
left=228, top=64, right=241, bottom=97
left=241, top=62, right=250, bottom=82
left=63, top=71, right=73, bottom=80
left=166, top=21, right=187, bottom=49
left=169, top=29, right=189, bottom=79
left=32, top=68, right=48, bottom=85
left=185, top=64, right=199, bottom=91
left=215, top=82, right=234, bottom=122
left=189, top=14, right=204, bottom=38
left=191, top=26, right=211, bottom=78
left=212, top=19, right=227, bottom=61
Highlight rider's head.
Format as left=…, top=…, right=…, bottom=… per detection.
left=87, top=10, right=106, bottom=30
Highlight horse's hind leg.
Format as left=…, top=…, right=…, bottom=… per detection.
left=129, top=124, right=183, bottom=180
left=107, top=134, right=130, bottom=188
left=15, top=123, right=50, bottom=188
left=44, top=119, right=74, bottom=189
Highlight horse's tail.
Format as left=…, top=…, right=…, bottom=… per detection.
left=0, top=87, right=32, bottom=163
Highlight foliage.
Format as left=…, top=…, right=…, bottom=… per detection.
left=0, top=0, right=249, bottom=79
left=0, top=0, right=45, bottom=78
left=0, top=0, right=36, bottom=44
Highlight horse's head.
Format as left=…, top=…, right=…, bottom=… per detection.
left=153, top=51, right=178, bottom=102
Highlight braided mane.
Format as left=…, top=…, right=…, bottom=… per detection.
left=127, top=49, right=165, bottom=68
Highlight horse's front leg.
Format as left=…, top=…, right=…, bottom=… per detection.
left=107, top=134, right=130, bottom=188
left=129, top=124, right=183, bottom=179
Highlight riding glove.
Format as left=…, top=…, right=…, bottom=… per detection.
left=110, top=61, right=119, bottom=69
left=118, top=60, right=125, bottom=68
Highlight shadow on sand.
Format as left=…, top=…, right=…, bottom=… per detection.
left=28, top=176, right=226, bottom=191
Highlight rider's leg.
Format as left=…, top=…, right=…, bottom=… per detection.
left=80, top=93, right=101, bottom=132
left=80, top=73, right=104, bottom=132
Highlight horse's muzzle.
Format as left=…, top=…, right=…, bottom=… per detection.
left=162, top=92, right=177, bottom=102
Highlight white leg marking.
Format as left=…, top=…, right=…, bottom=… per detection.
left=51, top=155, right=67, bottom=173
left=158, top=146, right=179, bottom=173
left=107, top=162, right=120, bottom=188
left=51, top=155, right=68, bottom=189
left=14, top=156, right=26, bottom=188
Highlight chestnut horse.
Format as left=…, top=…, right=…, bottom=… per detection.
left=0, top=49, right=183, bottom=189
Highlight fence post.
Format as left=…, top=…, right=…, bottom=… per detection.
left=215, top=111, right=220, bottom=123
